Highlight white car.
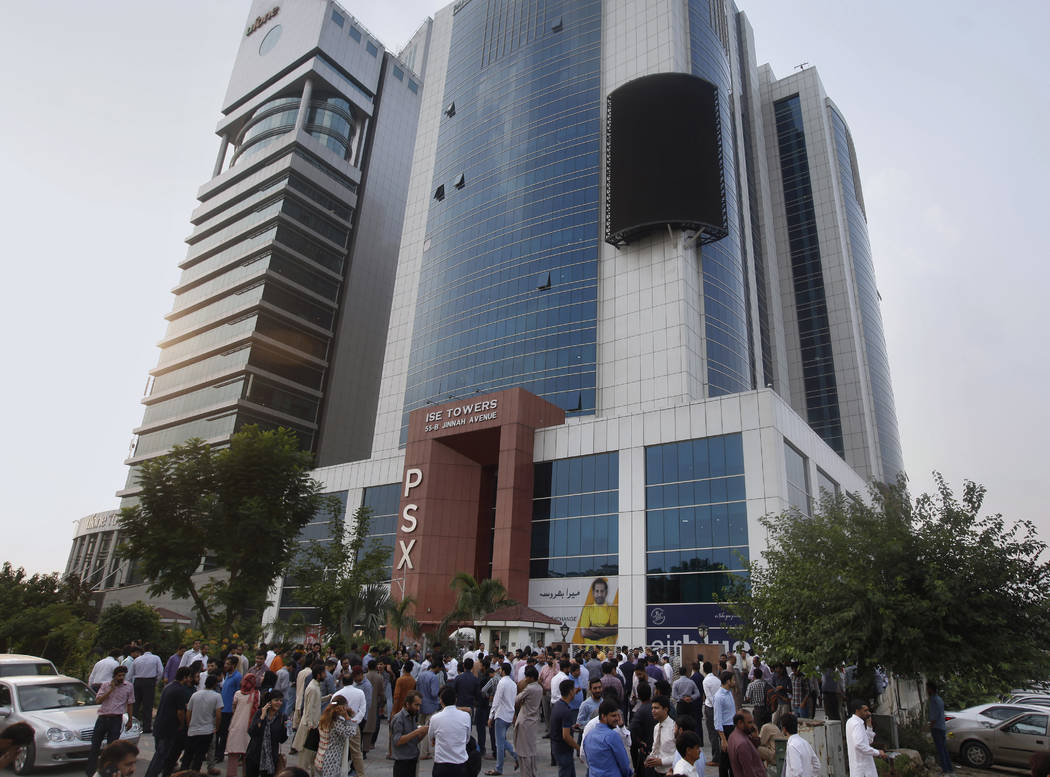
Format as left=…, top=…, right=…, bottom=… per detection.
left=946, top=702, right=1048, bottom=731
left=0, top=655, right=58, bottom=678
left=1008, top=694, right=1050, bottom=709
left=0, top=674, right=140, bottom=774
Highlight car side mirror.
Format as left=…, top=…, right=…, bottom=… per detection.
left=0, top=705, right=11, bottom=717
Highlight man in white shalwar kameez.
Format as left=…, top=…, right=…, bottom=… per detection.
left=845, top=700, right=884, bottom=777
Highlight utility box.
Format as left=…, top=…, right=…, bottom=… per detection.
left=871, top=714, right=899, bottom=750
left=774, top=736, right=788, bottom=777
left=800, top=719, right=847, bottom=777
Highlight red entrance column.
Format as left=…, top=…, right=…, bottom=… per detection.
left=395, top=388, right=564, bottom=629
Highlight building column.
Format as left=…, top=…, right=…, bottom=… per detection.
left=491, top=422, right=535, bottom=604
left=617, top=445, right=647, bottom=647
left=212, top=136, right=229, bottom=177
left=396, top=437, right=483, bottom=626
left=294, top=78, right=314, bottom=131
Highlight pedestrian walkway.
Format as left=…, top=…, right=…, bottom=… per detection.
left=133, top=722, right=724, bottom=777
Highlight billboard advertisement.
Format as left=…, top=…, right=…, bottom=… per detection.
left=529, top=576, right=619, bottom=645
left=645, top=602, right=744, bottom=650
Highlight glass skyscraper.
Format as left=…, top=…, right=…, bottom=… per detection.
left=94, top=0, right=904, bottom=641
left=399, top=0, right=604, bottom=442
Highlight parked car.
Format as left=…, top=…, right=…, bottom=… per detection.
left=1008, top=694, right=1050, bottom=709
left=945, top=702, right=1047, bottom=731
left=1010, top=684, right=1050, bottom=696
left=0, top=655, right=58, bottom=678
left=947, top=709, right=1050, bottom=769
left=0, top=674, right=140, bottom=774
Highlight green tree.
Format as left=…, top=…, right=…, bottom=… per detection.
left=726, top=475, right=1050, bottom=703
left=344, top=583, right=391, bottom=643
left=94, top=602, right=163, bottom=652
left=117, top=426, right=327, bottom=637
left=0, top=564, right=97, bottom=676
left=437, top=572, right=515, bottom=641
left=286, top=505, right=393, bottom=642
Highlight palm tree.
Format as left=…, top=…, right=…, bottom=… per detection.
left=438, top=572, right=516, bottom=644
left=342, top=583, right=391, bottom=642
left=387, top=595, right=420, bottom=647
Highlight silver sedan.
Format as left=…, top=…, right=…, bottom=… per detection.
left=947, top=709, right=1049, bottom=769
left=945, top=702, right=1047, bottom=731
left=0, top=674, right=140, bottom=774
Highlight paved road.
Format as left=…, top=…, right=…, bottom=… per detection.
left=28, top=725, right=1026, bottom=777
left=34, top=724, right=654, bottom=777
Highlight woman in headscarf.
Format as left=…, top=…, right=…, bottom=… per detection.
left=245, top=690, right=287, bottom=777
left=226, top=674, right=260, bottom=777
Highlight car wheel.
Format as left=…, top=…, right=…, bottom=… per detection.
left=960, top=740, right=992, bottom=768
left=12, top=742, right=35, bottom=775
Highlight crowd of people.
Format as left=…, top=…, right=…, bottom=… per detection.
left=58, top=640, right=873, bottom=777
left=4, top=639, right=1031, bottom=777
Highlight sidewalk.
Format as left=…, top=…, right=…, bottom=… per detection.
left=133, top=723, right=723, bottom=777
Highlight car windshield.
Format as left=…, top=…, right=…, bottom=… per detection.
left=17, top=682, right=97, bottom=711
left=988, top=706, right=1031, bottom=720
left=0, top=663, right=57, bottom=677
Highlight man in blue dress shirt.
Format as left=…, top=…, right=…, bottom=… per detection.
left=583, top=700, right=632, bottom=777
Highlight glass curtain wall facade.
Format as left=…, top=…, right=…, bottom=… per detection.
left=829, top=107, right=903, bottom=479
left=783, top=440, right=810, bottom=515
left=125, top=120, right=359, bottom=487
left=120, top=2, right=428, bottom=493
left=773, top=95, right=845, bottom=456
left=530, top=452, right=619, bottom=579
left=277, top=490, right=348, bottom=623
left=645, top=434, right=748, bottom=604
left=360, top=483, right=400, bottom=581
left=400, top=0, right=603, bottom=442
left=688, top=0, right=753, bottom=396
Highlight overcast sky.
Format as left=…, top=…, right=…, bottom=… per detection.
left=1, top=0, right=1047, bottom=575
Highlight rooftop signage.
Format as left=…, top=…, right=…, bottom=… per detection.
left=246, top=6, right=279, bottom=36
left=76, top=510, right=121, bottom=536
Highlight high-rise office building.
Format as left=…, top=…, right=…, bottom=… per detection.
left=95, top=0, right=902, bottom=644
left=118, top=0, right=429, bottom=504
left=267, top=0, right=904, bottom=648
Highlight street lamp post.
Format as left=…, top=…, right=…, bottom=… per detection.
left=560, top=622, right=570, bottom=643
left=698, top=622, right=709, bottom=644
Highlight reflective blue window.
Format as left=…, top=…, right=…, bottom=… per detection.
left=278, top=491, right=348, bottom=621
left=645, top=434, right=746, bottom=603
left=360, top=483, right=401, bottom=581
left=774, top=95, right=844, bottom=456
left=400, top=1, right=603, bottom=443
left=784, top=441, right=810, bottom=515
left=688, top=1, right=753, bottom=396
left=530, top=452, right=618, bottom=579
left=829, top=107, right=903, bottom=479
